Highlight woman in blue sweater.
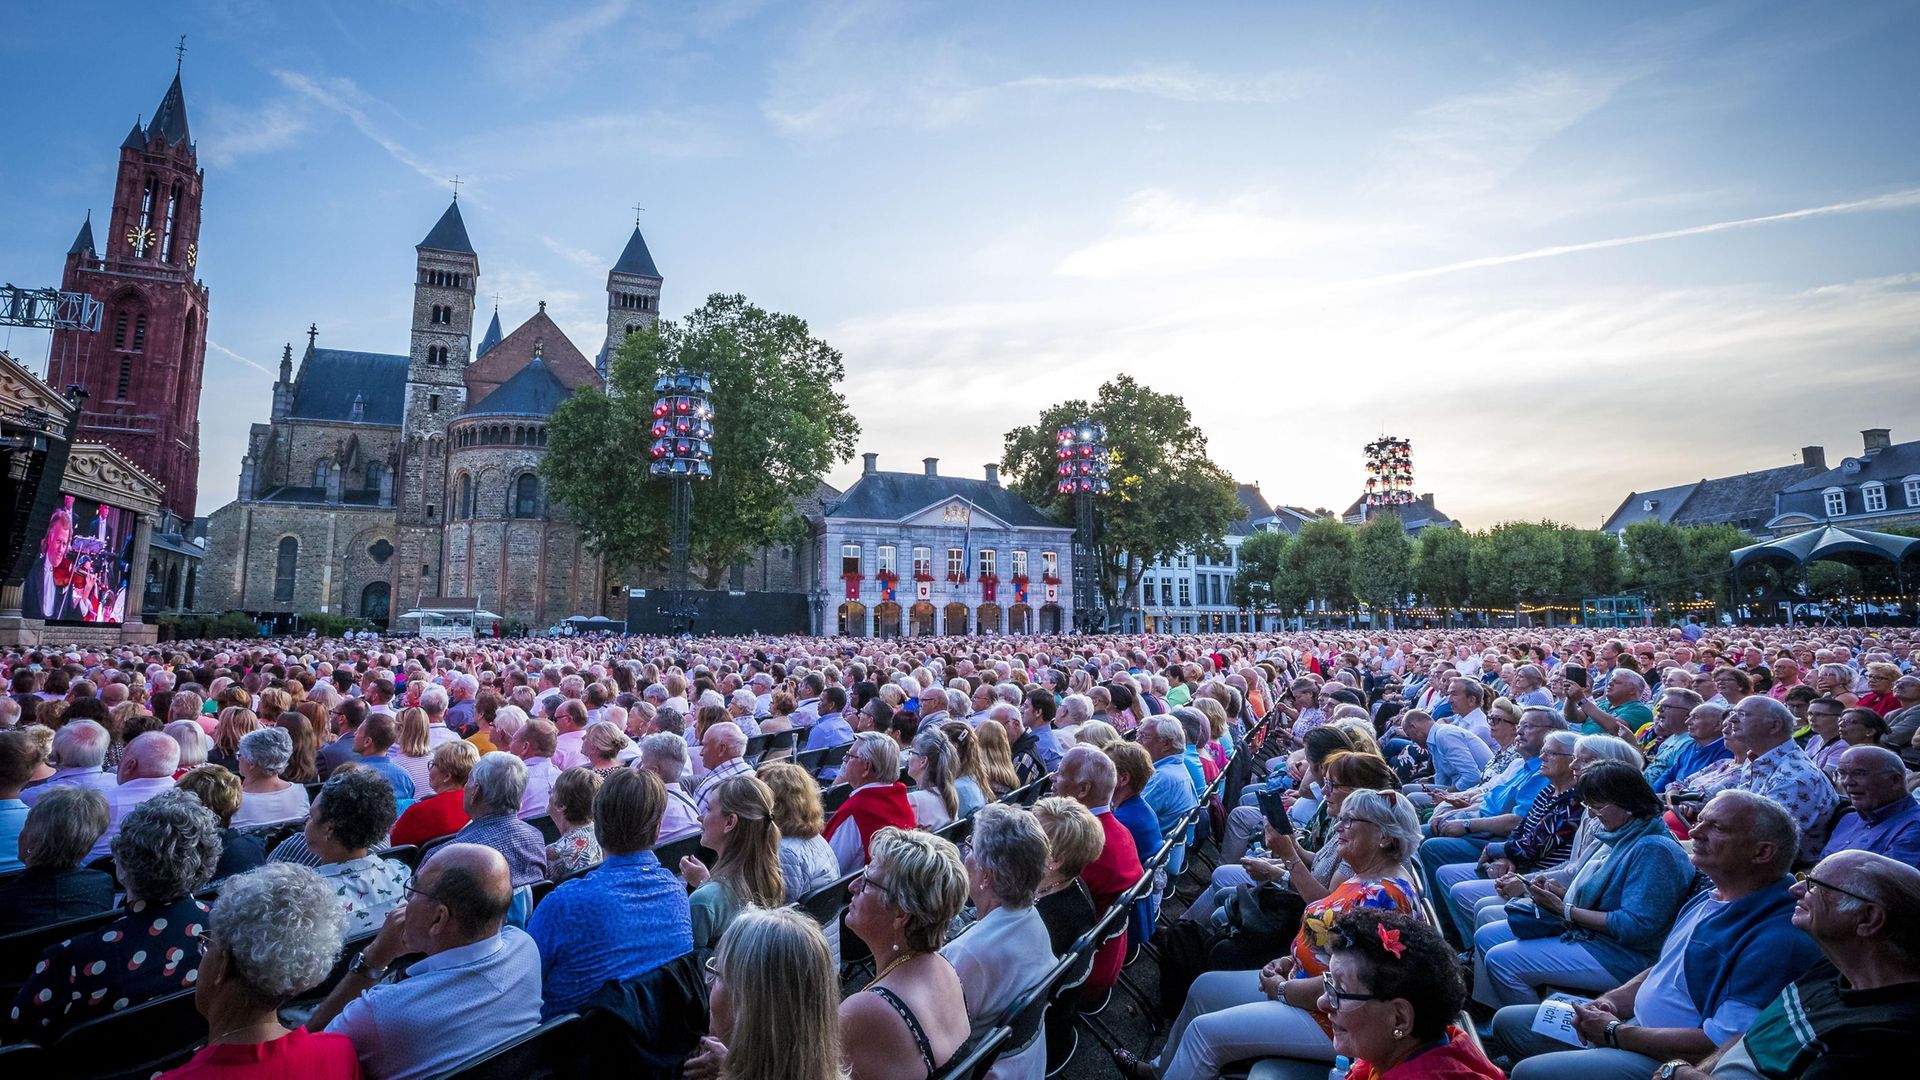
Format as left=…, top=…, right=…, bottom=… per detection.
left=1471, top=762, right=1697, bottom=1007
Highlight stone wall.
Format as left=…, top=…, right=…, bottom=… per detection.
left=199, top=500, right=398, bottom=616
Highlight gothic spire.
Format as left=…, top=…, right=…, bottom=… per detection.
left=612, top=226, right=661, bottom=278
left=147, top=72, right=191, bottom=145
left=477, top=305, right=503, bottom=357
left=419, top=200, right=475, bottom=254
left=68, top=211, right=96, bottom=256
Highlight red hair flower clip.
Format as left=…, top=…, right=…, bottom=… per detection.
left=1377, top=926, right=1406, bottom=959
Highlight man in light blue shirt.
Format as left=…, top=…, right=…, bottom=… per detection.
left=1401, top=710, right=1492, bottom=795
left=315, top=843, right=543, bottom=1080
left=1139, top=715, right=1198, bottom=875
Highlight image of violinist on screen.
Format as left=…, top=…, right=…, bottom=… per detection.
left=21, top=498, right=127, bottom=623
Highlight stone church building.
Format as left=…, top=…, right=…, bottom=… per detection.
left=202, top=201, right=664, bottom=627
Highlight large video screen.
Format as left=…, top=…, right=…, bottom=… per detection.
left=19, top=493, right=136, bottom=625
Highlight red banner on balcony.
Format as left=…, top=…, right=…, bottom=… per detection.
left=980, top=574, right=999, bottom=602
left=843, top=573, right=862, bottom=600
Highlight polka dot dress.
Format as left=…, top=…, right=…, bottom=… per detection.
left=8, top=896, right=209, bottom=1038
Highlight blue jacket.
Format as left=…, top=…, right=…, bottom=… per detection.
left=1559, top=828, right=1700, bottom=981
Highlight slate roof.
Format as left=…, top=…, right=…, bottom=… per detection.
left=1227, top=484, right=1277, bottom=536
left=823, top=471, right=1063, bottom=529
left=1600, top=481, right=1699, bottom=534
left=1785, top=441, right=1920, bottom=492
left=419, top=201, right=475, bottom=254
left=1342, top=493, right=1456, bottom=532
left=612, top=226, right=661, bottom=278
left=1255, top=505, right=1325, bottom=536
left=290, top=348, right=408, bottom=426
left=147, top=74, right=190, bottom=145
left=464, top=353, right=569, bottom=417
left=1679, top=463, right=1825, bottom=527
left=465, top=308, right=600, bottom=408
left=477, top=308, right=503, bottom=357
left=121, top=121, right=147, bottom=151
left=69, top=214, right=95, bottom=256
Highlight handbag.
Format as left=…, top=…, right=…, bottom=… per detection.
left=1503, top=898, right=1568, bottom=940
left=1222, top=881, right=1306, bottom=946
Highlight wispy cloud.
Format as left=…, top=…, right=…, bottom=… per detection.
left=1346, top=187, right=1920, bottom=289
left=541, top=236, right=606, bottom=275
left=198, top=100, right=309, bottom=167
left=997, top=70, right=1313, bottom=105
left=273, top=69, right=447, bottom=189
left=206, top=339, right=271, bottom=375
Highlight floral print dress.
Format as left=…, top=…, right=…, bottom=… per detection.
left=547, top=823, right=602, bottom=879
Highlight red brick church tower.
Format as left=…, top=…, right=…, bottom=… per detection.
left=49, top=61, right=210, bottom=521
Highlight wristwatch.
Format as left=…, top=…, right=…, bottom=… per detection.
left=347, top=951, right=391, bottom=982
left=1654, top=1060, right=1689, bottom=1080
left=1603, top=1019, right=1622, bottom=1048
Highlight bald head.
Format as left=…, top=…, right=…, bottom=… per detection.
left=418, top=842, right=514, bottom=942
left=1058, top=745, right=1116, bottom=808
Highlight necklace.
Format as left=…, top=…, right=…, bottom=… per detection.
left=208, top=1019, right=287, bottom=1045
left=865, top=947, right=918, bottom=989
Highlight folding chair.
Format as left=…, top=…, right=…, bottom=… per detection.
left=934, top=1026, right=1011, bottom=1080
left=525, top=814, right=562, bottom=845
left=49, top=987, right=204, bottom=1080
left=0, top=906, right=125, bottom=1003
left=438, top=1013, right=587, bottom=1080
left=379, top=843, right=421, bottom=869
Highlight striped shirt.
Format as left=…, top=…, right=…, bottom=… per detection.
left=453, top=814, right=549, bottom=887
left=1488, top=785, right=1582, bottom=871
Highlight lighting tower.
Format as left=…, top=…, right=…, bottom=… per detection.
left=1056, top=420, right=1110, bottom=633
left=649, top=371, right=714, bottom=633
left=1364, top=436, right=1415, bottom=511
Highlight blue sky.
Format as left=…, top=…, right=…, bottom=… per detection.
left=3, top=0, right=1918, bottom=528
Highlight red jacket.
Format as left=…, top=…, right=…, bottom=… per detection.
left=391, top=789, right=469, bottom=848
left=824, top=783, right=916, bottom=860
left=1081, top=808, right=1145, bottom=991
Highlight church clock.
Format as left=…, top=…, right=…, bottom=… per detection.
left=126, top=224, right=155, bottom=256
left=186, top=242, right=197, bottom=268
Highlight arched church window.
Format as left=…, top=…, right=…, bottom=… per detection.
left=459, top=473, right=473, bottom=519
left=514, top=474, right=540, bottom=518
left=274, top=537, right=298, bottom=601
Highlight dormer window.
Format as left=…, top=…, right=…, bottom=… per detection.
left=1642, top=499, right=1656, bottom=513
left=1905, top=476, right=1920, bottom=508
left=1823, top=487, right=1846, bottom=518
left=1863, top=481, right=1887, bottom=514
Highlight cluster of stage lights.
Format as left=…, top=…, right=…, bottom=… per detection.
left=1056, top=421, right=1110, bottom=495
left=1364, top=435, right=1415, bottom=507
left=648, top=371, right=714, bottom=479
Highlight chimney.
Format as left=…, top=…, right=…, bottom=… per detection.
left=862, top=452, right=877, bottom=475
left=1801, top=445, right=1827, bottom=470
left=1862, top=429, right=1892, bottom=455
left=984, top=464, right=1000, bottom=487
left=923, top=457, right=939, bottom=477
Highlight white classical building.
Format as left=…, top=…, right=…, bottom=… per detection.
left=1127, top=484, right=1322, bottom=634
left=810, top=454, right=1076, bottom=637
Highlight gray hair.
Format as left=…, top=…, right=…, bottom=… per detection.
left=166, top=719, right=208, bottom=769
left=1842, top=744, right=1906, bottom=778
left=210, top=864, right=348, bottom=1006
left=237, top=726, right=293, bottom=774
left=1609, top=670, right=1648, bottom=696
left=123, top=730, right=181, bottom=778
left=653, top=705, right=686, bottom=735
left=51, top=719, right=110, bottom=770
left=1542, top=731, right=1580, bottom=758
left=1708, top=789, right=1800, bottom=871
left=468, top=751, right=528, bottom=817
left=1574, top=733, right=1644, bottom=768
left=986, top=702, right=1020, bottom=729
left=112, top=788, right=221, bottom=903
left=418, top=684, right=449, bottom=715
left=944, top=688, right=970, bottom=718
left=703, top=720, right=747, bottom=757
left=490, top=704, right=529, bottom=745
left=967, top=803, right=1049, bottom=908
left=1141, top=715, right=1184, bottom=749
left=20, top=785, right=109, bottom=870
left=1340, top=788, right=1423, bottom=862
left=639, top=732, right=688, bottom=781
left=1739, top=695, right=1796, bottom=737
left=849, top=730, right=899, bottom=781
left=1061, top=694, right=1094, bottom=724
left=729, top=689, right=758, bottom=713
left=1449, top=677, right=1488, bottom=706
left=1172, top=707, right=1208, bottom=747
left=994, top=682, right=1024, bottom=707
left=1521, top=707, right=1570, bottom=732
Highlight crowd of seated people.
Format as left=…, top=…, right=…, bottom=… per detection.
left=0, top=625, right=1916, bottom=1079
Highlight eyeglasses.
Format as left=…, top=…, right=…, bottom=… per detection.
left=1539, top=750, right=1575, bottom=759
left=1320, top=972, right=1388, bottom=1010
left=1794, top=872, right=1879, bottom=908
left=403, top=881, right=447, bottom=908
left=703, top=954, right=721, bottom=986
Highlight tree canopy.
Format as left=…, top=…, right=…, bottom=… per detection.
left=1351, top=514, right=1414, bottom=617
left=1001, top=375, right=1243, bottom=613
left=542, top=294, right=858, bottom=586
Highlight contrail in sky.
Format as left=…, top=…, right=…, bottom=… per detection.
left=1351, top=186, right=1920, bottom=288
left=208, top=339, right=271, bottom=375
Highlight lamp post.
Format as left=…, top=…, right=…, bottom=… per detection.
left=1056, top=419, right=1110, bottom=633
left=649, top=371, right=714, bottom=634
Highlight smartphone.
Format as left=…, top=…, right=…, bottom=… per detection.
left=1256, top=788, right=1295, bottom=837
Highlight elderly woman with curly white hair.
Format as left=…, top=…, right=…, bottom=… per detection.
left=170, top=863, right=360, bottom=1074
left=230, top=726, right=311, bottom=827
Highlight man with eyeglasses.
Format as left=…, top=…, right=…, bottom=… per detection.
left=1723, top=696, right=1838, bottom=863
left=1490, top=789, right=1821, bottom=1080
left=1815, top=746, right=1920, bottom=869
left=1644, top=689, right=1708, bottom=791
left=312, top=843, right=542, bottom=1080
left=822, top=731, right=914, bottom=873
left=1668, top=850, right=1920, bottom=1079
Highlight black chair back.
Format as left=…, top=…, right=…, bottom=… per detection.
left=379, top=844, right=420, bottom=869
left=526, top=814, right=562, bottom=844
left=655, top=833, right=713, bottom=874
left=281, top=927, right=380, bottom=1021
left=796, top=868, right=861, bottom=927
left=438, top=1013, right=586, bottom=1080
left=820, top=783, right=854, bottom=814
left=417, top=831, right=458, bottom=866
left=0, top=1043, right=46, bottom=1071
left=48, top=987, right=204, bottom=1079
left=0, top=906, right=124, bottom=1001
left=934, top=1026, right=1011, bottom=1080
left=934, top=814, right=973, bottom=847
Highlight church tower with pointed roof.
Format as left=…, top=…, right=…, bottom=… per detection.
left=49, top=59, right=209, bottom=521
left=600, top=224, right=663, bottom=376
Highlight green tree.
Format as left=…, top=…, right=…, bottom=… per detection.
left=1001, top=375, right=1243, bottom=613
left=1622, top=521, right=1692, bottom=610
left=1351, top=515, right=1414, bottom=622
left=1556, top=527, right=1623, bottom=601
left=1288, top=518, right=1356, bottom=616
left=1683, top=524, right=1751, bottom=608
left=542, top=294, right=859, bottom=586
left=1413, top=526, right=1475, bottom=610
left=1231, top=530, right=1291, bottom=616
left=1473, top=521, right=1563, bottom=615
